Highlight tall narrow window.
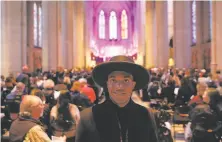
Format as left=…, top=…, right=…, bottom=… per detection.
left=99, top=10, right=105, bottom=39
left=34, top=3, right=38, bottom=46
left=168, top=0, right=173, bottom=40
left=121, top=10, right=128, bottom=39
left=38, top=6, right=42, bottom=47
left=33, top=2, right=42, bottom=47
left=109, top=11, right=117, bottom=39
left=209, top=0, right=212, bottom=41
left=192, top=0, right=196, bottom=44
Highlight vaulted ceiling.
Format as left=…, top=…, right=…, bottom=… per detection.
left=92, top=1, right=135, bottom=10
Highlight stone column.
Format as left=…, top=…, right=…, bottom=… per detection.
left=173, top=1, right=192, bottom=68
left=211, top=1, right=217, bottom=74
left=27, top=2, right=34, bottom=71
left=202, top=1, right=211, bottom=43
left=1, top=1, right=10, bottom=76
left=59, top=2, right=68, bottom=68
left=42, top=1, right=58, bottom=71
left=1, top=1, right=27, bottom=76
left=211, top=1, right=216, bottom=73
left=135, top=1, right=145, bottom=65
left=155, top=1, right=169, bottom=68
left=215, top=1, right=222, bottom=71
left=196, top=1, right=204, bottom=69
left=56, top=2, right=61, bottom=69
left=21, top=2, right=27, bottom=68
left=84, top=2, right=94, bottom=67
left=73, top=1, right=85, bottom=68
left=67, top=1, right=74, bottom=69
left=59, top=1, right=74, bottom=69
left=145, top=1, right=157, bottom=68
left=211, top=2, right=222, bottom=73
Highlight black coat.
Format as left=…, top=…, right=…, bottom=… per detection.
left=76, top=99, right=159, bottom=142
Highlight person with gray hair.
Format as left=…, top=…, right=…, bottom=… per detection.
left=9, top=95, right=66, bottom=142
left=6, top=82, right=26, bottom=99
left=42, top=79, right=57, bottom=107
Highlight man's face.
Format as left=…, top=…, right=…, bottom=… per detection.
left=31, top=99, right=44, bottom=119
left=16, top=84, right=25, bottom=94
left=107, top=71, right=136, bottom=107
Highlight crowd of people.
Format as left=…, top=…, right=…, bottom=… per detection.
left=1, top=55, right=222, bottom=142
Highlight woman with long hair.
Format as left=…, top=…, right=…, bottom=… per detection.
left=50, top=90, right=80, bottom=142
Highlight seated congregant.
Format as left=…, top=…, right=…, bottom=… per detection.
left=42, top=79, right=57, bottom=108
left=6, top=82, right=26, bottom=99
left=9, top=95, right=66, bottom=142
left=188, top=82, right=208, bottom=107
left=70, top=81, right=93, bottom=111
left=50, top=91, right=80, bottom=142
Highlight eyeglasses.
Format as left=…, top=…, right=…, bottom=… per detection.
left=107, top=79, right=133, bottom=87
left=45, top=88, right=54, bottom=91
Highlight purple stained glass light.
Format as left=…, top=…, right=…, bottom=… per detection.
left=109, top=11, right=117, bottom=40
left=192, top=0, right=196, bottom=44
left=38, top=6, right=42, bottom=47
left=34, top=3, right=38, bottom=46
left=99, top=10, right=105, bottom=39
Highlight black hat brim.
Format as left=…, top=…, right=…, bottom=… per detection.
left=92, top=62, right=150, bottom=91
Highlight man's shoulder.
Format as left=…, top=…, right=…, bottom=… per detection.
left=131, top=101, right=149, bottom=113
left=131, top=102, right=156, bottom=120
left=25, top=125, right=51, bottom=142
left=28, top=125, right=44, bottom=133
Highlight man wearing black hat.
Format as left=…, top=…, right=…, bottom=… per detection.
left=75, top=55, right=159, bottom=142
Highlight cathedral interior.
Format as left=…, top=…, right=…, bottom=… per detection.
left=1, top=1, right=222, bottom=75
left=1, top=1, right=222, bottom=142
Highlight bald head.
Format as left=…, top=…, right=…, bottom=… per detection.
left=22, top=65, right=29, bottom=73
left=20, top=95, right=43, bottom=119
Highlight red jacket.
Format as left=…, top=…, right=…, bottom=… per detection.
left=80, top=85, right=96, bottom=103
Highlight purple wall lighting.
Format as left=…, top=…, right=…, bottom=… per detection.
left=87, top=1, right=138, bottom=63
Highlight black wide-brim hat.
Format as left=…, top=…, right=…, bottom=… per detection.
left=92, top=55, right=150, bottom=91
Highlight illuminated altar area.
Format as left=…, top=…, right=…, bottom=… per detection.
left=90, top=39, right=138, bottom=64
left=85, top=1, right=141, bottom=66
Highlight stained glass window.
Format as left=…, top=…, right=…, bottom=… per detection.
left=99, top=10, right=105, bottom=39
left=109, top=11, right=117, bottom=39
left=38, top=6, right=42, bottom=47
left=33, top=2, right=42, bottom=47
left=34, top=3, right=38, bottom=46
left=168, top=0, right=173, bottom=40
left=192, top=0, right=196, bottom=44
left=121, top=10, right=128, bottom=39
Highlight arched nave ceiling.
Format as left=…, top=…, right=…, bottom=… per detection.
left=92, top=1, right=135, bottom=9
left=90, top=1, right=136, bottom=15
